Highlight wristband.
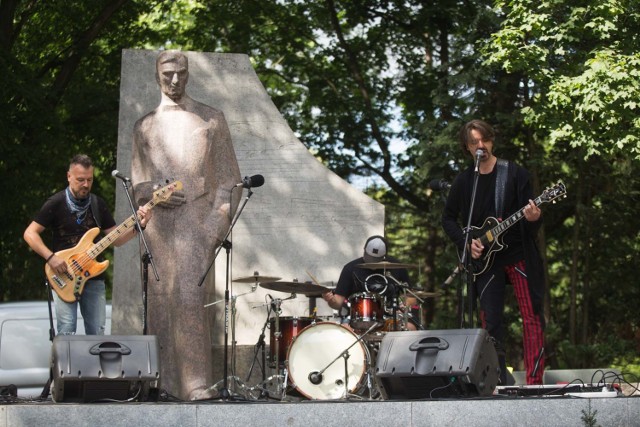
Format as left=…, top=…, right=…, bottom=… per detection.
left=46, top=253, right=55, bottom=263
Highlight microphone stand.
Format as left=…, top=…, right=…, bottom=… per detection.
left=119, top=179, right=158, bottom=335
left=197, top=185, right=255, bottom=400
left=459, top=151, right=482, bottom=328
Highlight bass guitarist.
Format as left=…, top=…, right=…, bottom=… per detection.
left=441, top=120, right=545, bottom=385
left=23, top=154, right=152, bottom=335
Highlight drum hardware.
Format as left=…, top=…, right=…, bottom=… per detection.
left=204, top=281, right=259, bottom=399
left=254, top=294, right=297, bottom=399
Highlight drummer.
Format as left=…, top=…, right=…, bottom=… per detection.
left=322, top=235, right=419, bottom=330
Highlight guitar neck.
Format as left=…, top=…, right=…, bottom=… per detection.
left=490, top=195, right=544, bottom=238
left=86, top=197, right=158, bottom=259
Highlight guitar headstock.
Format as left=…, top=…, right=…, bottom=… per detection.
left=540, top=181, right=567, bottom=204
left=152, top=180, right=183, bottom=203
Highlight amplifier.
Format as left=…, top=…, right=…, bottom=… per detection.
left=375, top=329, right=499, bottom=399
left=51, top=335, right=160, bottom=403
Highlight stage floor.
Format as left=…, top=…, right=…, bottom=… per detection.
left=2, top=391, right=639, bottom=427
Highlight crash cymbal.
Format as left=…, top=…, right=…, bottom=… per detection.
left=260, top=281, right=331, bottom=296
left=357, top=261, right=418, bottom=270
left=233, top=275, right=282, bottom=283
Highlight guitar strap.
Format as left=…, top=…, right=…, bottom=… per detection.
left=90, top=194, right=102, bottom=229
left=494, top=158, right=509, bottom=220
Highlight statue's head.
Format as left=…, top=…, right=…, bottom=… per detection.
left=155, top=50, right=189, bottom=101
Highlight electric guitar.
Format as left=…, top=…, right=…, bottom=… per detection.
left=462, top=181, right=566, bottom=277
left=45, top=180, right=183, bottom=302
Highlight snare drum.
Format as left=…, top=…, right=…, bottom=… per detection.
left=287, top=322, right=369, bottom=399
left=349, top=293, right=384, bottom=331
left=269, top=316, right=314, bottom=367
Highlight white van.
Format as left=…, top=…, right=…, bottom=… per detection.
left=0, top=301, right=112, bottom=398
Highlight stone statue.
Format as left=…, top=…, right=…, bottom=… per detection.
left=131, top=50, right=241, bottom=400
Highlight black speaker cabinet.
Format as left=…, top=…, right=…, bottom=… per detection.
left=51, top=335, right=160, bottom=403
left=375, top=329, right=499, bottom=399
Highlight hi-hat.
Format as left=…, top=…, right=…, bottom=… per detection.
left=358, top=261, right=418, bottom=270
left=260, top=281, right=332, bottom=296
left=233, top=275, right=282, bottom=283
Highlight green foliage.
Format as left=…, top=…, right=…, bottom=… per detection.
left=581, top=401, right=600, bottom=427
left=485, top=0, right=640, bottom=159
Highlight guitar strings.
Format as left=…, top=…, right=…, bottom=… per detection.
left=59, top=183, right=175, bottom=287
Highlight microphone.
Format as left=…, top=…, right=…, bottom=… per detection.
left=474, top=149, right=483, bottom=172
left=111, top=170, right=131, bottom=182
left=235, top=174, right=265, bottom=189
left=428, top=178, right=451, bottom=191
left=308, top=371, right=323, bottom=385
left=441, top=265, right=461, bottom=288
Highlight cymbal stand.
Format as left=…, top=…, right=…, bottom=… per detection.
left=271, top=294, right=296, bottom=399
left=246, top=302, right=272, bottom=399
left=204, top=284, right=257, bottom=398
left=249, top=293, right=295, bottom=400
left=384, top=272, right=405, bottom=331
left=403, top=287, right=426, bottom=330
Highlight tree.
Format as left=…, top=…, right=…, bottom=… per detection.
left=484, top=0, right=640, bottom=368
left=0, top=0, right=160, bottom=300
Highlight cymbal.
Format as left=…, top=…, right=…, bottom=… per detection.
left=260, top=281, right=332, bottom=296
left=406, top=290, right=440, bottom=298
left=358, top=261, right=418, bottom=270
left=233, top=275, right=282, bottom=283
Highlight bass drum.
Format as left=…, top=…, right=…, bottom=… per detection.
left=287, top=322, right=369, bottom=400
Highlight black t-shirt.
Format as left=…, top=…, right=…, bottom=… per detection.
left=34, top=190, right=116, bottom=262
left=335, top=256, right=411, bottom=302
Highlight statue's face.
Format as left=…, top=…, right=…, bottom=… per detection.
left=156, top=57, right=189, bottom=101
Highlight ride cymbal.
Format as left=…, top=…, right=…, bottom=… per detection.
left=260, top=281, right=331, bottom=296
left=233, top=275, right=282, bottom=283
left=357, top=261, right=418, bottom=270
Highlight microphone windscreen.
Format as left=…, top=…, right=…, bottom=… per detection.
left=250, top=174, right=265, bottom=188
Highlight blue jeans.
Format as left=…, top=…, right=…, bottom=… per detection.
left=53, top=279, right=106, bottom=335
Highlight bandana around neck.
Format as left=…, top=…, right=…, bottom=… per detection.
left=65, top=187, right=91, bottom=225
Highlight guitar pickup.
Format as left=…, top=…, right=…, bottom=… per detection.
left=51, top=275, right=66, bottom=289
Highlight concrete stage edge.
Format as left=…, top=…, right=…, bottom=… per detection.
left=1, top=397, right=639, bottom=427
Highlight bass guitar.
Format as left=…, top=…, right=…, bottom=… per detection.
left=462, top=181, right=566, bottom=277
left=45, top=180, right=182, bottom=302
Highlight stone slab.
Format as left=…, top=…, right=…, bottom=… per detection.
left=2, top=397, right=637, bottom=427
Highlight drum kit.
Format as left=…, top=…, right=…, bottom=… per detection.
left=211, top=262, right=439, bottom=401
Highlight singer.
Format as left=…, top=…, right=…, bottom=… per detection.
left=441, top=119, right=545, bottom=385
left=131, top=50, right=242, bottom=400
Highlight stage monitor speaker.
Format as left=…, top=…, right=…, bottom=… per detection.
left=375, top=329, right=499, bottom=399
left=51, top=335, right=160, bottom=403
